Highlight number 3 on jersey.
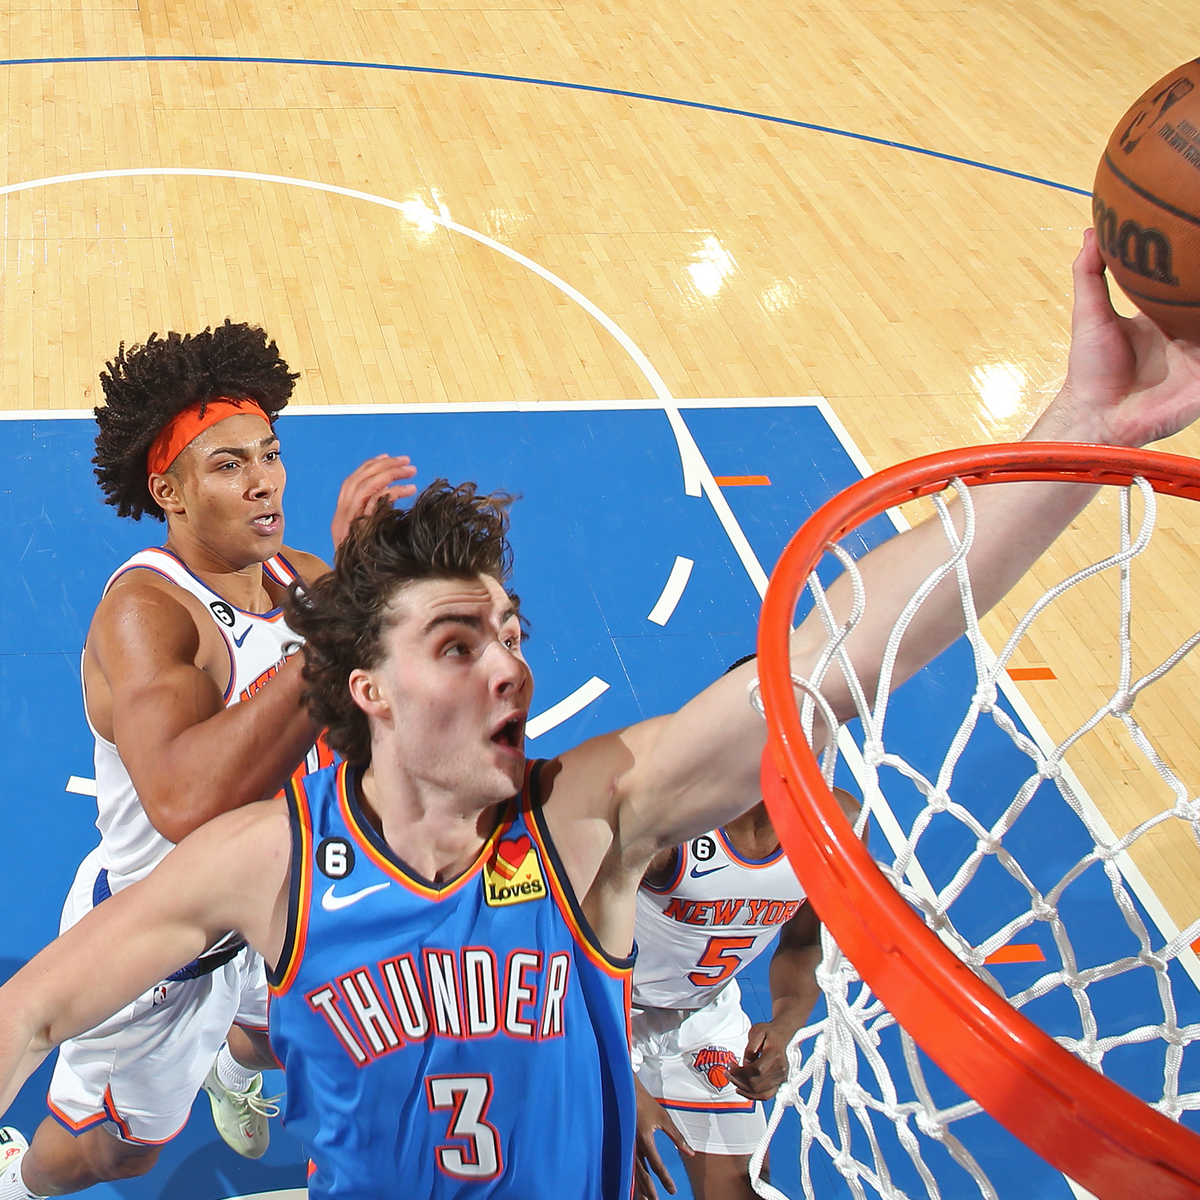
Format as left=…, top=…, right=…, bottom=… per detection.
left=425, top=1075, right=503, bottom=1180
left=686, top=935, right=756, bottom=988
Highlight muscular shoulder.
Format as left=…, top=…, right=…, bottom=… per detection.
left=91, top=570, right=206, bottom=659
left=277, top=545, right=329, bottom=586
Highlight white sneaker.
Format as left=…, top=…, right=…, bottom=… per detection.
left=201, top=1064, right=280, bottom=1159
left=0, top=1127, right=27, bottom=1170
left=0, top=1127, right=34, bottom=1200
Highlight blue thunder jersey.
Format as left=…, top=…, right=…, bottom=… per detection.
left=268, top=759, right=636, bottom=1200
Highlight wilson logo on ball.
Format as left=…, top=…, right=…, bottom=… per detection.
left=1093, top=58, right=1200, bottom=342
left=1092, top=197, right=1177, bottom=287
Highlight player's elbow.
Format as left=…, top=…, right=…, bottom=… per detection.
left=0, top=975, right=62, bottom=1059
left=141, top=783, right=229, bottom=844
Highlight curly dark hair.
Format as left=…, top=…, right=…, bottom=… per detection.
left=93, top=320, right=299, bottom=520
left=285, top=481, right=517, bottom=764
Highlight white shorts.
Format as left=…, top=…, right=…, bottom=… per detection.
left=47, top=849, right=270, bottom=1145
left=631, top=980, right=766, bottom=1156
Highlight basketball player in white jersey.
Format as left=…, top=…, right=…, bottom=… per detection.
left=631, top=778, right=858, bottom=1199
left=632, top=658, right=863, bottom=1199
left=1, top=235, right=1200, bottom=1199
left=0, top=321, right=417, bottom=1197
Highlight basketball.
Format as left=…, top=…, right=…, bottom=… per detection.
left=1093, top=58, right=1200, bottom=341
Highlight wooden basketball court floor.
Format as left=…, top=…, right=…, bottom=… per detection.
left=2, top=0, right=1200, bottom=1196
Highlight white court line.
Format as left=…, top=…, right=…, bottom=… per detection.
left=525, top=676, right=610, bottom=740
left=0, top=396, right=829, bottom=420
left=226, top=1192, right=307, bottom=1200
left=647, top=556, right=694, bottom=625
left=65, top=775, right=97, bottom=796
left=0, top=168, right=697, bottom=497
left=0, top=168, right=778, bottom=593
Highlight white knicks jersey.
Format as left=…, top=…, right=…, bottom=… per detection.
left=632, top=828, right=806, bottom=1011
left=86, top=547, right=322, bottom=891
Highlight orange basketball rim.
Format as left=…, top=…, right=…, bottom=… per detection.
left=756, top=441, right=1200, bottom=1199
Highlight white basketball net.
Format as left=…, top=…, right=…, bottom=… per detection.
left=749, top=477, right=1200, bottom=1200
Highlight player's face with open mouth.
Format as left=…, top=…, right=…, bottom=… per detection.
left=171, top=412, right=287, bottom=565
left=363, top=574, right=532, bottom=805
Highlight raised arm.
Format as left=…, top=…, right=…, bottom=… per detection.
left=0, top=802, right=289, bottom=1119
left=588, top=230, right=1200, bottom=860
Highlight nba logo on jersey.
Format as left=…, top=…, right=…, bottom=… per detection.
left=484, top=834, right=546, bottom=907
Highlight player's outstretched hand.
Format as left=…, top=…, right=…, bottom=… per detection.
left=728, top=1019, right=793, bottom=1101
left=330, top=454, right=418, bottom=548
left=634, top=1076, right=692, bottom=1200
left=1034, top=228, right=1200, bottom=449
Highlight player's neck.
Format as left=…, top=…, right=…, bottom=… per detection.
left=162, top=526, right=275, bottom=613
left=356, top=760, right=504, bottom=884
left=722, top=803, right=779, bottom=859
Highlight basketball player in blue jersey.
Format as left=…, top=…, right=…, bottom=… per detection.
left=0, top=321, right=417, bottom=1200
left=1, top=234, right=1200, bottom=1197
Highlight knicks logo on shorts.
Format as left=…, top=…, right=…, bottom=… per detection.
left=692, top=1047, right=739, bottom=1090
left=484, top=835, right=546, bottom=907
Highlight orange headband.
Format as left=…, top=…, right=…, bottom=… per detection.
left=146, top=397, right=269, bottom=477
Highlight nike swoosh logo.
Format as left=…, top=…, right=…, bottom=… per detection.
left=690, top=864, right=727, bottom=878
left=232, top=627, right=252, bottom=648
left=321, top=882, right=390, bottom=911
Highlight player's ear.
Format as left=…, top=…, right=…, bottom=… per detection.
left=349, top=668, right=389, bottom=719
left=149, top=470, right=187, bottom=516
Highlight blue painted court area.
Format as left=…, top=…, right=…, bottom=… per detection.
left=0, top=401, right=1195, bottom=1199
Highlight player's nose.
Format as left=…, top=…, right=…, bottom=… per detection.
left=491, top=646, right=530, bottom=697
left=246, top=463, right=278, bottom=498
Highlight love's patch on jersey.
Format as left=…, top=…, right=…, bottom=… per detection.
left=484, top=834, right=546, bottom=906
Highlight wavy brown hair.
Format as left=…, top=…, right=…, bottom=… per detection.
left=285, top=480, right=517, bottom=764
left=93, top=320, right=298, bottom=521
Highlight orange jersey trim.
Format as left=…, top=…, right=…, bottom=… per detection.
left=335, top=760, right=513, bottom=900
left=48, top=1089, right=187, bottom=1145
left=269, top=777, right=314, bottom=996
left=716, top=826, right=785, bottom=869
left=46, top=1097, right=108, bottom=1136
left=656, top=1095, right=758, bottom=1113
left=524, top=765, right=634, bottom=982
